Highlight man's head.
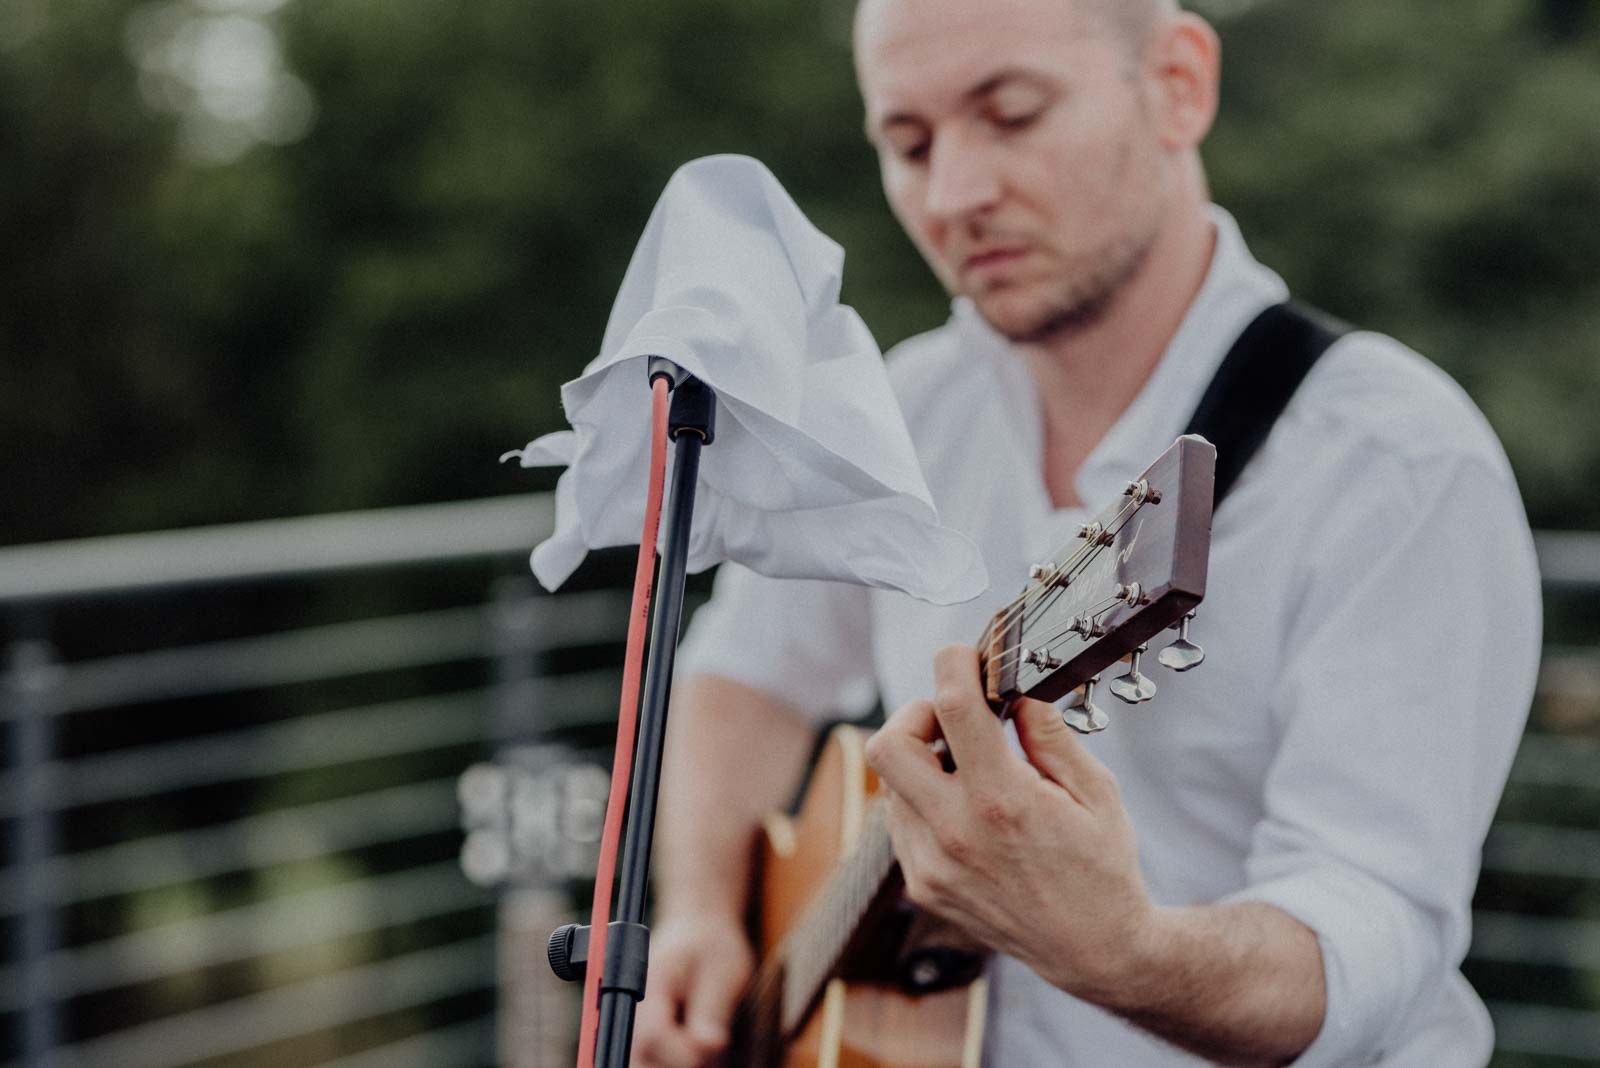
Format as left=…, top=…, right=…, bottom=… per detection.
left=854, top=0, right=1220, bottom=342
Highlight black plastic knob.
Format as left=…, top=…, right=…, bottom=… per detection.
left=547, top=923, right=589, bottom=983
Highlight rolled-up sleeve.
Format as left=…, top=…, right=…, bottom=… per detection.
left=677, top=562, right=878, bottom=723
left=1225, top=449, right=1542, bottom=1066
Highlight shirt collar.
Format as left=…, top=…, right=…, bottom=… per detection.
left=953, top=205, right=1288, bottom=512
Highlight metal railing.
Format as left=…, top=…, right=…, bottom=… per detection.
left=0, top=495, right=597, bottom=1068
left=2, top=501, right=1598, bottom=1067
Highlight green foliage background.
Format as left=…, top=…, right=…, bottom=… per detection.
left=5, top=0, right=1598, bottom=548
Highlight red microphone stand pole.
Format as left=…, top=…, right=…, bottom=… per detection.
left=547, top=360, right=715, bottom=1068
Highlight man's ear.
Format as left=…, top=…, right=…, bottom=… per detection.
left=1142, top=12, right=1221, bottom=152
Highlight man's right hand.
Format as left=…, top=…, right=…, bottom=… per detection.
left=631, top=910, right=755, bottom=1068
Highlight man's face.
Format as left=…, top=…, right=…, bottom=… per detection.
left=856, top=0, right=1174, bottom=342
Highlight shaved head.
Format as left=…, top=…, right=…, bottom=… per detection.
left=1100, top=0, right=1190, bottom=38
left=858, top=0, right=1183, bottom=60
left=1097, top=0, right=1182, bottom=51
left=1058, top=0, right=1186, bottom=64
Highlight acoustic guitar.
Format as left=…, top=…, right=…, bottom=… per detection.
left=730, top=434, right=1217, bottom=1067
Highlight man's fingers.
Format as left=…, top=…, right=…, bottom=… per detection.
left=633, top=1021, right=699, bottom=1068
left=633, top=949, right=693, bottom=1067
left=633, top=924, right=749, bottom=1068
left=929, top=644, right=1009, bottom=777
left=685, top=945, right=747, bottom=1051
left=634, top=993, right=696, bottom=1068
left=865, top=699, right=949, bottom=819
left=1011, top=696, right=1119, bottom=807
left=884, top=790, right=950, bottom=910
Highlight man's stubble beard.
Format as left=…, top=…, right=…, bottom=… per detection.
left=975, top=221, right=1160, bottom=345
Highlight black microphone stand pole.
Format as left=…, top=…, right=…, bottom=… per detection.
left=546, top=360, right=716, bottom=1068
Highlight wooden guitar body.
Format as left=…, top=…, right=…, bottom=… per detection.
left=742, top=726, right=988, bottom=1068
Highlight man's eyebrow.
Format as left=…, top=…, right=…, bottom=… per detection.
left=873, top=113, right=924, bottom=136
left=962, top=68, right=1053, bottom=103
left=869, top=68, right=1054, bottom=138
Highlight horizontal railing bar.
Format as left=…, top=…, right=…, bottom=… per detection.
left=1, top=508, right=1590, bottom=606
left=0, top=671, right=623, bottom=912
left=1470, top=910, right=1600, bottom=971
left=1536, top=645, right=1600, bottom=707
left=48, top=608, right=485, bottom=715
left=0, top=493, right=554, bottom=604
left=0, top=778, right=460, bottom=915
left=10, top=934, right=496, bottom=1068
left=499, top=672, right=630, bottom=733
left=3, top=589, right=629, bottom=719
left=1487, top=999, right=1600, bottom=1060
left=313, top=1015, right=493, bottom=1068
left=1536, top=530, right=1600, bottom=593
left=0, top=668, right=623, bottom=819
left=1505, top=730, right=1600, bottom=791
left=0, top=690, right=483, bottom=818
left=0, top=861, right=487, bottom=1010
left=1482, top=821, right=1600, bottom=880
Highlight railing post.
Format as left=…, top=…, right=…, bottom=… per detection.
left=484, top=577, right=574, bottom=1067
left=6, top=638, right=63, bottom=1067
left=489, top=576, right=543, bottom=747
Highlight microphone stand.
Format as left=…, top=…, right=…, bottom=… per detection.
left=546, top=360, right=716, bottom=1068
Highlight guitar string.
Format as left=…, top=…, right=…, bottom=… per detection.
left=986, top=489, right=1147, bottom=643
left=744, top=799, right=895, bottom=1036
left=782, top=802, right=895, bottom=1028
left=979, top=494, right=1140, bottom=637
left=983, top=495, right=1151, bottom=674
left=983, top=535, right=1125, bottom=669
left=974, top=492, right=1145, bottom=660
left=780, top=804, right=885, bottom=990
left=988, top=592, right=1131, bottom=677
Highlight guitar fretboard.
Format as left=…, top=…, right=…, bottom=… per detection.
left=748, top=800, right=897, bottom=1036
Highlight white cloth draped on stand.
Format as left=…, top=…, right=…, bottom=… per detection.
left=503, top=154, right=987, bottom=606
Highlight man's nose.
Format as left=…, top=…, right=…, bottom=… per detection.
left=924, top=137, right=1001, bottom=221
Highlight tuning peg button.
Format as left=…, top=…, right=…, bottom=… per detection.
left=1023, top=648, right=1063, bottom=671
left=1062, top=677, right=1109, bottom=734
left=1108, top=645, right=1158, bottom=704
left=1157, top=613, right=1205, bottom=672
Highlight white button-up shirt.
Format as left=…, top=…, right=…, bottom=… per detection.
left=678, top=209, right=1542, bottom=1066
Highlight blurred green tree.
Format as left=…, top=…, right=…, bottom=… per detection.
left=2, top=0, right=1596, bottom=542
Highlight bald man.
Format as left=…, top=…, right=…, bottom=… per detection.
left=633, top=1, right=1540, bottom=1065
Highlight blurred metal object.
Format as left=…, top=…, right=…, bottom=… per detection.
left=6, top=637, right=62, bottom=1067
left=457, top=746, right=608, bottom=890
left=1158, top=612, right=1205, bottom=672
left=1534, top=529, right=1600, bottom=593
left=500, top=888, right=577, bottom=1068
left=0, top=492, right=554, bottom=603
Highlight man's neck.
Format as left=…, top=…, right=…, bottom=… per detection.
left=1021, top=199, right=1217, bottom=509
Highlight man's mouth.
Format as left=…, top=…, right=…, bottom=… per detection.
left=961, top=247, right=1026, bottom=277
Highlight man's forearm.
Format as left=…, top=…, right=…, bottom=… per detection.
left=654, top=674, right=817, bottom=919
left=1094, top=901, right=1325, bottom=1067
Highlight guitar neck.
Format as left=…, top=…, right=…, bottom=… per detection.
left=754, top=799, right=901, bottom=1036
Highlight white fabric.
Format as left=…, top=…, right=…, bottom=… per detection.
left=678, top=208, right=1542, bottom=1066
left=503, top=154, right=987, bottom=606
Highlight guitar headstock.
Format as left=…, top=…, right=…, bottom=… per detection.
left=980, top=435, right=1215, bottom=733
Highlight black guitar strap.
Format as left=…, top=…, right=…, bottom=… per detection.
left=1182, top=300, right=1349, bottom=509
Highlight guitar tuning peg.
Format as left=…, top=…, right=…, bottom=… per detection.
left=1062, top=676, right=1109, bottom=734
left=1108, top=645, right=1158, bottom=704
left=1157, top=612, right=1205, bottom=673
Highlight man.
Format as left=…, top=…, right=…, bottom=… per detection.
left=634, top=0, right=1541, bottom=1064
